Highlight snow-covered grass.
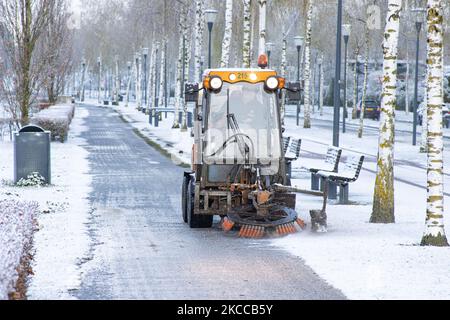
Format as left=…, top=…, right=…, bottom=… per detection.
left=0, top=106, right=92, bottom=300
left=0, top=200, right=38, bottom=300
left=96, top=98, right=450, bottom=300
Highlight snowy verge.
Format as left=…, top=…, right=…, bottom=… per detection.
left=0, top=106, right=92, bottom=299
left=0, top=200, right=38, bottom=300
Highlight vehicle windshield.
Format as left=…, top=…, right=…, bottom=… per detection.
left=204, top=82, right=281, bottom=165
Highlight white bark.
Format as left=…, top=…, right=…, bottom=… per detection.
left=158, top=41, right=166, bottom=107
left=150, top=44, right=159, bottom=110
left=181, top=25, right=191, bottom=131
left=280, top=35, right=287, bottom=125
left=420, top=86, right=428, bottom=152
left=135, top=54, right=141, bottom=109
left=173, top=19, right=184, bottom=129
left=221, top=0, right=233, bottom=68
left=370, top=0, right=402, bottom=224
left=194, top=0, right=204, bottom=82
left=303, top=0, right=313, bottom=129
left=352, top=51, right=359, bottom=119
left=422, top=0, right=448, bottom=246
left=242, top=0, right=252, bottom=68
left=125, top=64, right=133, bottom=108
left=257, top=0, right=266, bottom=55
left=98, top=58, right=102, bottom=103
left=114, top=57, right=119, bottom=103
left=319, top=58, right=324, bottom=116
left=405, top=40, right=410, bottom=115
left=358, top=30, right=370, bottom=138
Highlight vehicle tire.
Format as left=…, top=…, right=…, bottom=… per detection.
left=187, top=179, right=213, bottom=228
left=181, top=174, right=190, bottom=223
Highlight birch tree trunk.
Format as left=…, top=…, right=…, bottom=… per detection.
left=421, top=0, right=449, bottom=246
left=98, top=59, right=102, bottom=104
left=242, top=0, right=252, bottom=68
left=221, top=0, right=233, bottom=68
left=370, top=0, right=402, bottom=224
left=303, top=0, right=313, bottom=129
left=150, top=44, right=159, bottom=111
left=194, top=0, right=204, bottom=82
left=173, top=20, right=184, bottom=129
left=319, top=58, right=324, bottom=116
left=114, top=57, right=120, bottom=103
left=358, top=31, right=370, bottom=138
left=125, top=63, right=133, bottom=108
left=352, top=50, right=359, bottom=119
left=181, top=28, right=191, bottom=131
left=257, top=0, right=267, bottom=55
left=135, top=54, right=141, bottom=110
left=420, top=84, right=429, bottom=153
left=158, top=41, right=166, bottom=108
left=405, top=40, right=411, bottom=115
left=280, top=34, right=287, bottom=125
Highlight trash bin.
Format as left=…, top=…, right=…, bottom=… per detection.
left=14, top=125, right=51, bottom=184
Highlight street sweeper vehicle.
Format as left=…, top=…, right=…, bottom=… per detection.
left=181, top=55, right=311, bottom=238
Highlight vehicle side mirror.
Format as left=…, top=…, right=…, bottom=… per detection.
left=185, top=83, right=199, bottom=103
left=285, top=82, right=302, bottom=103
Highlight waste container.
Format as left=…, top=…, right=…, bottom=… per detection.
left=14, top=125, right=51, bottom=184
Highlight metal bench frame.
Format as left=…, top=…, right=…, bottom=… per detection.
left=283, top=137, right=301, bottom=186
left=308, top=147, right=342, bottom=191
left=317, top=155, right=365, bottom=204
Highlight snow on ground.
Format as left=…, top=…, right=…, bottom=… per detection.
left=95, top=99, right=450, bottom=300
left=0, top=106, right=92, bottom=299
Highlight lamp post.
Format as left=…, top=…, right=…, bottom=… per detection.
left=412, top=8, right=426, bottom=146
left=205, top=9, right=218, bottom=69
left=266, top=42, right=274, bottom=68
left=81, top=58, right=86, bottom=102
left=142, top=47, right=149, bottom=111
left=317, top=55, right=323, bottom=115
left=342, top=24, right=351, bottom=134
left=333, top=0, right=343, bottom=147
left=97, top=57, right=102, bottom=103
left=294, top=36, right=304, bottom=126
left=127, top=61, right=132, bottom=104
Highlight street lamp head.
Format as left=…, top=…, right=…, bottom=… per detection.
left=127, top=61, right=132, bottom=68
left=205, top=9, right=218, bottom=24
left=82, top=58, right=86, bottom=66
left=97, top=57, right=101, bottom=64
left=342, top=24, right=352, bottom=38
left=294, top=36, right=304, bottom=49
left=266, top=42, right=275, bottom=53
left=142, top=47, right=149, bottom=56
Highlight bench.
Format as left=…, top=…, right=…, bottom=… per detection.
left=283, top=138, right=302, bottom=186
left=306, top=146, right=342, bottom=191
left=316, top=155, right=365, bottom=204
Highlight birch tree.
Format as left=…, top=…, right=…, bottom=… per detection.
left=421, top=0, right=449, bottom=247
left=242, top=0, right=252, bottom=68
left=173, top=14, right=185, bottom=129
left=358, top=27, right=370, bottom=138
left=194, top=0, right=204, bottom=82
left=352, top=50, right=360, bottom=119
left=221, top=0, right=233, bottom=68
left=135, top=53, right=142, bottom=110
left=303, top=0, right=313, bottom=129
left=370, top=0, right=402, bottom=224
left=158, top=41, right=166, bottom=108
left=257, top=0, right=267, bottom=55
left=319, top=56, right=324, bottom=116
left=420, top=82, right=429, bottom=153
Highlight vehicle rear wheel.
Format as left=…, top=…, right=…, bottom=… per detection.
left=181, top=174, right=190, bottom=223
left=187, top=179, right=213, bottom=228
